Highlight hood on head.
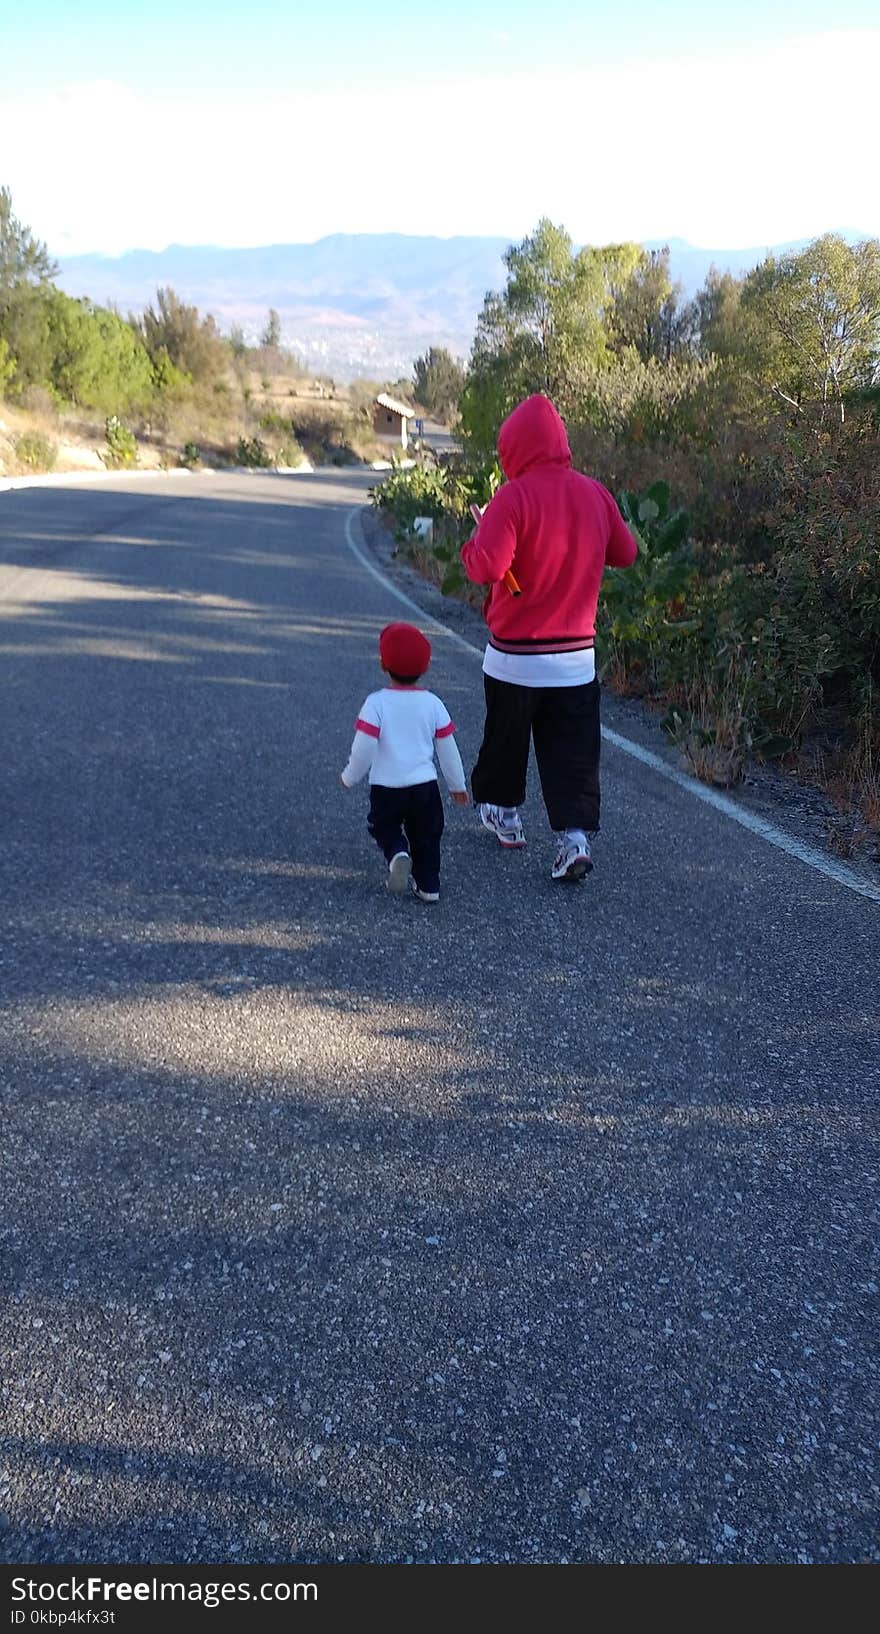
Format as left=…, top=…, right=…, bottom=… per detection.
left=497, top=394, right=572, bottom=479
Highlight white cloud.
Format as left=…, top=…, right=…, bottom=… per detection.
left=1, top=31, right=877, bottom=256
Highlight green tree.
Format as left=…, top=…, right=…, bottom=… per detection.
left=139, top=287, right=227, bottom=385
left=460, top=221, right=649, bottom=452
left=0, top=188, right=59, bottom=394
left=609, top=246, right=694, bottom=363
left=0, top=186, right=57, bottom=299
left=567, top=349, right=719, bottom=445
left=0, top=335, right=15, bottom=396
left=502, top=220, right=616, bottom=398
left=44, top=291, right=106, bottom=405
left=45, top=291, right=153, bottom=412
left=261, top=308, right=282, bottom=348
left=742, top=235, right=880, bottom=420
left=413, top=347, right=466, bottom=422
left=693, top=268, right=749, bottom=362
left=460, top=291, right=528, bottom=454
left=0, top=285, right=55, bottom=392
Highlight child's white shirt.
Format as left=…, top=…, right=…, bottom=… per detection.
left=341, top=687, right=466, bottom=790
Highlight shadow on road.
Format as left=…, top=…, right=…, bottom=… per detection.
left=1, top=479, right=878, bottom=1564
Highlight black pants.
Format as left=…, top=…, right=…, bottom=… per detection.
left=471, top=675, right=601, bottom=833
left=368, top=780, right=445, bottom=892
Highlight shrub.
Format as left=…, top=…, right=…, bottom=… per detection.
left=599, top=481, right=697, bottom=690
left=18, top=383, right=58, bottom=417
left=102, top=415, right=138, bottom=469
left=236, top=435, right=274, bottom=468
left=289, top=401, right=348, bottom=446
left=565, top=351, right=719, bottom=446
left=258, top=409, right=292, bottom=433
left=274, top=437, right=305, bottom=469
left=0, top=337, right=15, bottom=396
left=235, top=434, right=303, bottom=469
left=180, top=441, right=201, bottom=469
left=371, top=462, right=449, bottom=529
left=13, top=430, right=57, bottom=471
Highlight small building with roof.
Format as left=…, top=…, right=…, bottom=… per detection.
left=373, top=392, right=417, bottom=450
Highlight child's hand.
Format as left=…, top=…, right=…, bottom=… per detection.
left=451, top=790, right=470, bottom=806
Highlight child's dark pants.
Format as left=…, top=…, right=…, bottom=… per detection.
left=471, top=675, right=601, bottom=832
left=368, top=780, right=445, bottom=892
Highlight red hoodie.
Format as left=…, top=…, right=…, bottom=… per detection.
left=460, top=394, right=637, bottom=653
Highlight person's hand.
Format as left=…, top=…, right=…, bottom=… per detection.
left=451, top=790, right=470, bottom=806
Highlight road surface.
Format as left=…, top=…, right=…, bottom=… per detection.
left=0, top=469, right=877, bottom=1564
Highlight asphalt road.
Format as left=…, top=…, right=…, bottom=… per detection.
left=0, top=470, right=877, bottom=1565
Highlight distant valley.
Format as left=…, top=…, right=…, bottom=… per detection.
left=57, top=230, right=867, bottom=380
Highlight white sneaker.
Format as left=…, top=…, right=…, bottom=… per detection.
left=410, top=878, right=440, bottom=904
left=551, top=834, right=593, bottom=881
left=387, top=851, right=412, bottom=892
left=479, top=803, right=526, bottom=849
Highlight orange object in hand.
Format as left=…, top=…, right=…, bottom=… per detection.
left=470, top=502, right=522, bottom=597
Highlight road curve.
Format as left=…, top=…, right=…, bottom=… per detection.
left=0, top=469, right=877, bottom=1564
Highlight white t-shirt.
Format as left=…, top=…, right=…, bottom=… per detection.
left=341, top=687, right=466, bottom=790
left=482, top=645, right=596, bottom=687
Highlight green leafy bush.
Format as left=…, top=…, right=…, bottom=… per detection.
left=180, top=441, right=201, bottom=469
left=371, top=462, right=450, bottom=529
left=102, top=415, right=138, bottom=468
left=371, top=458, right=499, bottom=599
left=599, top=481, right=697, bottom=687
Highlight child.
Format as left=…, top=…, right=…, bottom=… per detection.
left=340, top=622, right=469, bottom=902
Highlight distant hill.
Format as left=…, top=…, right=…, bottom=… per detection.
left=57, top=230, right=869, bottom=381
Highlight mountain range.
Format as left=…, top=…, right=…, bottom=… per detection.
left=56, top=230, right=867, bottom=381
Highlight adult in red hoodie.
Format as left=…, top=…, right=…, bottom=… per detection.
left=461, top=393, right=637, bottom=880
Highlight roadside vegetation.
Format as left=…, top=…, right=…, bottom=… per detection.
left=0, top=188, right=407, bottom=478
left=374, top=220, right=880, bottom=859
left=4, top=183, right=877, bottom=857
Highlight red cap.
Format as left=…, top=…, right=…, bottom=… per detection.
left=379, top=621, right=431, bottom=677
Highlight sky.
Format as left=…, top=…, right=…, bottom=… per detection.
left=1, top=1, right=878, bottom=257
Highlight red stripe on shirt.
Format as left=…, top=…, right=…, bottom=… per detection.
left=355, top=717, right=380, bottom=738
left=435, top=721, right=456, bottom=738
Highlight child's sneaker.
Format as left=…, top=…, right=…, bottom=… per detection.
left=410, top=878, right=440, bottom=904
left=479, top=803, right=526, bottom=848
left=551, top=832, right=593, bottom=881
left=387, top=851, right=412, bottom=892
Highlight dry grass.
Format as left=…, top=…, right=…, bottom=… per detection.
left=0, top=399, right=111, bottom=474
left=1, top=368, right=386, bottom=476
left=792, top=700, right=880, bottom=859
left=660, top=661, right=753, bottom=788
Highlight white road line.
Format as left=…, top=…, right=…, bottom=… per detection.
left=344, top=506, right=481, bottom=656
left=599, top=727, right=880, bottom=902
left=344, top=505, right=880, bottom=906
